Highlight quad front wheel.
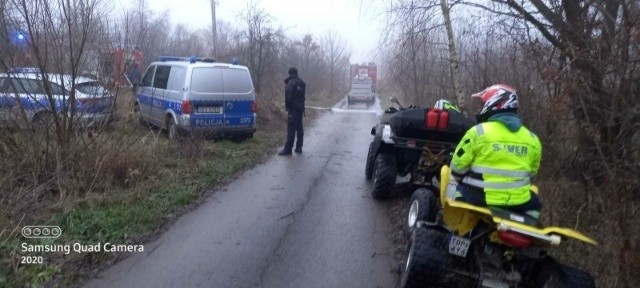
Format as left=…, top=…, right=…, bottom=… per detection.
left=371, top=153, right=396, bottom=199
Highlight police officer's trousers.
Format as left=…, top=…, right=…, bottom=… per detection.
left=284, top=110, right=304, bottom=151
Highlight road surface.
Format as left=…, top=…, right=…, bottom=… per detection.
left=85, top=98, right=399, bottom=288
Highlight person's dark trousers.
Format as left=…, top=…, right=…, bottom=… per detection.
left=284, top=110, right=304, bottom=151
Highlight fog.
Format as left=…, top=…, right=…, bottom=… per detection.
left=114, top=0, right=385, bottom=64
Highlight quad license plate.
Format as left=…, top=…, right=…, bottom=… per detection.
left=198, top=106, right=222, bottom=113
left=448, top=235, right=471, bottom=257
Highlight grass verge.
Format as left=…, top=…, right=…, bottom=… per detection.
left=0, top=126, right=287, bottom=287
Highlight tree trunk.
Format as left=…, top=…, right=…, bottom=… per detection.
left=440, top=0, right=465, bottom=111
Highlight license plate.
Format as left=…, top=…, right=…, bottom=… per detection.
left=448, top=235, right=471, bottom=257
left=197, top=106, right=222, bottom=113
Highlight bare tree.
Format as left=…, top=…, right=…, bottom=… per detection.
left=238, top=1, right=283, bottom=94
left=322, top=30, right=351, bottom=99
left=440, top=0, right=465, bottom=110
left=381, top=0, right=455, bottom=105
left=2, top=0, right=107, bottom=144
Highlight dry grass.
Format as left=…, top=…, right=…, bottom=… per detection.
left=0, top=90, right=164, bottom=227
left=538, top=180, right=639, bottom=288
left=531, top=95, right=640, bottom=288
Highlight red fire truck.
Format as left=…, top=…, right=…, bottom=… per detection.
left=350, top=63, right=377, bottom=92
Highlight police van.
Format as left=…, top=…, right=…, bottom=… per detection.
left=135, top=57, right=257, bottom=139
left=0, top=69, right=114, bottom=128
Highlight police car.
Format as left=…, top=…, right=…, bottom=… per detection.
left=0, top=69, right=114, bottom=128
left=135, top=56, right=257, bottom=139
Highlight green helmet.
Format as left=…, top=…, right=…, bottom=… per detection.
left=434, top=99, right=460, bottom=112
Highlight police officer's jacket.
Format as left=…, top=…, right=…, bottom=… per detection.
left=284, top=76, right=306, bottom=112
left=451, top=113, right=542, bottom=206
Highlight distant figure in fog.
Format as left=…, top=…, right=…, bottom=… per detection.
left=279, top=67, right=306, bottom=156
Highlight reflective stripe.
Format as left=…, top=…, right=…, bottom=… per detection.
left=525, top=210, right=540, bottom=219
left=462, top=177, right=530, bottom=189
left=450, top=163, right=469, bottom=175
left=476, top=124, right=485, bottom=135
left=471, top=166, right=531, bottom=178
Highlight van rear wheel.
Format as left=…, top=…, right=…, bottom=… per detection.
left=167, top=117, right=179, bottom=140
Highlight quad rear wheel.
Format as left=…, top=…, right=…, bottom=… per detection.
left=536, top=260, right=595, bottom=288
left=400, top=228, right=449, bottom=288
left=365, top=142, right=376, bottom=180
left=371, top=153, right=396, bottom=199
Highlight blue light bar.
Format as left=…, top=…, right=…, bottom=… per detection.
left=159, top=56, right=216, bottom=63
left=159, top=56, right=185, bottom=62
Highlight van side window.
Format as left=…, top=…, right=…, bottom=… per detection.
left=153, top=66, right=171, bottom=89
left=4, top=78, right=26, bottom=94
left=222, top=69, right=253, bottom=93
left=167, top=67, right=185, bottom=91
left=141, top=66, right=155, bottom=87
left=45, top=81, right=65, bottom=95
left=13, top=78, right=44, bottom=95
left=0, top=78, right=8, bottom=93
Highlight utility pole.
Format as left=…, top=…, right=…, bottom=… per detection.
left=210, top=0, right=217, bottom=59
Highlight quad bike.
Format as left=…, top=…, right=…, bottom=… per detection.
left=365, top=98, right=474, bottom=200
left=400, top=165, right=597, bottom=288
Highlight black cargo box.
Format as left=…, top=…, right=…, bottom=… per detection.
left=389, top=108, right=474, bottom=143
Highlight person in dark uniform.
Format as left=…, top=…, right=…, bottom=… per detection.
left=127, top=63, right=141, bottom=92
left=279, top=67, right=306, bottom=155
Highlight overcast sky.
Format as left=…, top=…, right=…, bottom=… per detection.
left=116, top=0, right=386, bottom=64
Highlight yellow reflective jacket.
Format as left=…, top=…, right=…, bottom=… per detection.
left=450, top=114, right=542, bottom=206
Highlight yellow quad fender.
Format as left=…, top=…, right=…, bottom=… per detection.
left=439, top=166, right=597, bottom=245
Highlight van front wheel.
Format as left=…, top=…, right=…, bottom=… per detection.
left=135, top=104, right=145, bottom=126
